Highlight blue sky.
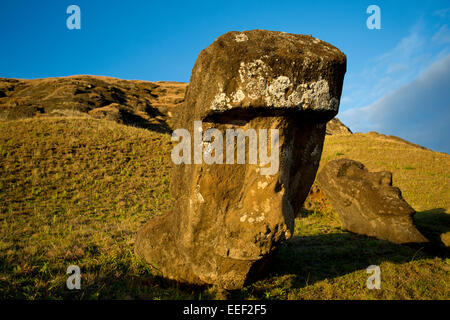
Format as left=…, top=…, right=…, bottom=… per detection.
left=0, top=1, right=449, bottom=153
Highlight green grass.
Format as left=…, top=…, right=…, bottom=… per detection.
left=320, top=133, right=450, bottom=212
left=0, top=117, right=449, bottom=299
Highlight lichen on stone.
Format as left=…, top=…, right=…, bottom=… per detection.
left=231, top=89, right=245, bottom=103
left=210, top=92, right=231, bottom=111
left=297, top=79, right=339, bottom=111
left=235, top=33, right=249, bottom=42
left=210, top=58, right=340, bottom=111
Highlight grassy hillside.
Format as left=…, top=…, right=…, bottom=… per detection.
left=0, top=76, right=187, bottom=132
left=320, top=132, right=449, bottom=212
left=0, top=117, right=449, bottom=299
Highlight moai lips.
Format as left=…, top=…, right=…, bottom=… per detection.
left=135, top=30, right=347, bottom=289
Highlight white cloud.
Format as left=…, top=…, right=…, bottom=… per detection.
left=340, top=54, right=450, bottom=153
left=386, top=63, right=409, bottom=74
left=339, top=12, right=450, bottom=153
left=434, top=8, right=450, bottom=19
left=340, top=20, right=431, bottom=112
left=432, top=24, right=450, bottom=44
left=377, top=25, right=425, bottom=62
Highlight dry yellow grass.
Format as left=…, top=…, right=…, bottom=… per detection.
left=0, top=116, right=448, bottom=299
left=320, top=132, right=450, bottom=212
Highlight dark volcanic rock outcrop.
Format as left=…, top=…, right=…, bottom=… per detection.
left=135, top=30, right=347, bottom=289
left=1, top=75, right=353, bottom=137
left=0, top=76, right=186, bottom=129
left=326, top=117, right=352, bottom=135
left=316, top=158, right=428, bottom=244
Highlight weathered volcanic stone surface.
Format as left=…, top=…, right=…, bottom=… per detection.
left=174, top=30, right=346, bottom=126
left=326, top=118, right=352, bottom=135
left=135, top=30, right=347, bottom=289
left=316, top=159, right=428, bottom=244
left=441, top=232, right=450, bottom=247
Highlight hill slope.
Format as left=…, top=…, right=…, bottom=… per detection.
left=0, top=115, right=448, bottom=299
left=0, top=76, right=186, bottom=131
left=320, top=133, right=449, bottom=212
left=0, top=76, right=353, bottom=136
left=0, top=76, right=448, bottom=299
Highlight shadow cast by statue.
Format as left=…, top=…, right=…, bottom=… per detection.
left=414, top=208, right=450, bottom=246
left=120, top=107, right=172, bottom=134
left=228, top=208, right=449, bottom=298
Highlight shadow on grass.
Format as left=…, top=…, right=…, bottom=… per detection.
left=3, top=209, right=447, bottom=300
left=231, top=233, right=415, bottom=298
left=92, top=208, right=447, bottom=300
left=63, top=208, right=450, bottom=300
left=63, top=273, right=209, bottom=300
left=230, top=208, right=450, bottom=298
left=0, top=255, right=209, bottom=300
left=414, top=208, right=450, bottom=248
left=120, top=107, right=172, bottom=134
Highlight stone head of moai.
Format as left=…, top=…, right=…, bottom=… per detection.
left=135, top=30, right=347, bottom=289
left=316, top=158, right=429, bottom=244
